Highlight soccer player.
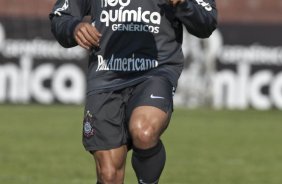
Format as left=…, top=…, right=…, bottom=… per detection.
left=50, top=0, right=217, bottom=183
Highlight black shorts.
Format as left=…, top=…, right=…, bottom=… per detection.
left=82, top=76, right=174, bottom=151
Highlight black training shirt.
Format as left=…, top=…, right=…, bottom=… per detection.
left=50, top=0, right=217, bottom=95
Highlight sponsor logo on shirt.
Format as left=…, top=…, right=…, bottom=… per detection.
left=100, top=0, right=161, bottom=33
left=195, top=0, right=212, bottom=11
left=54, top=0, right=69, bottom=16
left=96, top=54, right=158, bottom=72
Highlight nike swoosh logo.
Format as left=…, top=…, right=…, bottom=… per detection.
left=150, top=94, right=165, bottom=99
left=139, top=179, right=159, bottom=184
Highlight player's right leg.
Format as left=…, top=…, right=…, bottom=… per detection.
left=93, top=145, right=127, bottom=184
left=82, top=91, right=130, bottom=184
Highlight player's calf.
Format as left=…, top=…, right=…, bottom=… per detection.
left=129, top=106, right=169, bottom=184
left=93, top=147, right=127, bottom=184
left=131, top=140, right=166, bottom=184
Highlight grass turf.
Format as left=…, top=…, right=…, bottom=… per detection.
left=0, top=105, right=282, bottom=184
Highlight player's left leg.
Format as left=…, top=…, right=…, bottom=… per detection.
left=127, top=76, right=174, bottom=184
left=129, top=106, right=170, bottom=184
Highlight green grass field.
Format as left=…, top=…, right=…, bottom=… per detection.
left=0, top=105, right=282, bottom=184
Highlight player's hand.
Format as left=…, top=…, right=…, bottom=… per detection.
left=74, top=22, right=102, bottom=50
left=169, top=0, right=185, bottom=7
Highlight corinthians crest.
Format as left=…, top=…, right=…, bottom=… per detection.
left=83, top=111, right=95, bottom=138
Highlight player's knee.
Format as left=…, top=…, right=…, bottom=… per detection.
left=130, top=112, right=166, bottom=149
left=99, top=167, right=118, bottom=183
left=131, top=125, right=159, bottom=149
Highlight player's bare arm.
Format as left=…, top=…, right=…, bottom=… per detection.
left=74, top=22, right=102, bottom=50
left=169, top=0, right=185, bottom=7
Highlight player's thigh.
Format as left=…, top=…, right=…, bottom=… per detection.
left=83, top=91, right=128, bottom=151
left=129, top=105, right=170, bottom=137
left=127, top=76, right=174, bottom=143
